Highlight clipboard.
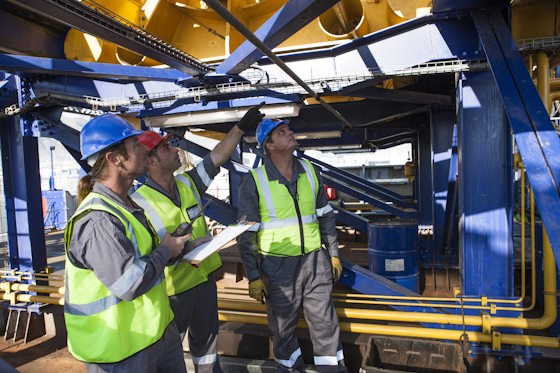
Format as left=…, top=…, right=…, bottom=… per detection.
left=182, top=222, right=255, bottom=265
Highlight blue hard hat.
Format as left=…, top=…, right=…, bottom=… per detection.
left=256, top=118, right=290, bottom=150
left=80, top=114, right=144, bottom=160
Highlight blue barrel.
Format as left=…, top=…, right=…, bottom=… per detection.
left=368, top=220, right=419, bottom=292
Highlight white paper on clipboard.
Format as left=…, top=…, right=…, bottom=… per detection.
left=182, top=223, right=255, bottom=264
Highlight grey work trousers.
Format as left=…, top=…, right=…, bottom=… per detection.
left=260, top=249, right=346, bottom=373
left=169, top=274, right=222, bottom=373
left=85, top=322, right=186, bottom=373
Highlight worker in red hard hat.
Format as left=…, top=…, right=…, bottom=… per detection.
left=65, top=114, right=191, bottom=372
left=237, top=118, right=346, bottom=372
left=131, top=103, right=265, bottom=372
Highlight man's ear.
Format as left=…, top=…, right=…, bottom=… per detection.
left=147, top=154, right=158, bottom=166
left=105, top=151, right=121, bottom=167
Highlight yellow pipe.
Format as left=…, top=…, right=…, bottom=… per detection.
left=218, top=295, right=534, bottom=330
left=536, top=52, right=550, bottom=113
left=530, top=187, right=537, bottom=311
left=546, top=78, right=560, bottom=91
left=220, top=174, right=539, bottom=312
left=218, top=178, right=539, bottom=313
left=217, top=311, right=560, bottom=349
left=0, top=282, right=64, bottom=295
left=218, top=240, right=555, bottom=331
left=521, top=166, right=526, bottom=300
left=0, top=292, right=63, bottom=306
left=217, top=288, right=517, bottom=305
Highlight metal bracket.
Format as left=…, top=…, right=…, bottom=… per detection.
left=482, top=313, right=492, bottom=334
left=492, top=331, right=502, bottom=351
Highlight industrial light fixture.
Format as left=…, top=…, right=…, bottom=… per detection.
left=144, top=103, right=301, bottom=127
left=302, top=144, right=364, bottom=152
left=243, top=130, right=342, bottom=144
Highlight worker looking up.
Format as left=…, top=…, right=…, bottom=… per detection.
left=131, top=103, right=264, bottom=373
left=65, top=114, right=190, bottom=373
left=236, top=118, right=346, bottom=373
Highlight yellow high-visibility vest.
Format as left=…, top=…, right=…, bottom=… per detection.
left=251, top=159, right=326, bottom=256
left=132, top=173, right=221, bottom=296
left=64, top=192, right=173, bottom=363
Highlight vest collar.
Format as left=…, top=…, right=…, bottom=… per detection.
left=143, top=175, right=179, bottom=201
left=93, top=182, right=142, bottom=214
left=263, top=156, right=306, bottom=184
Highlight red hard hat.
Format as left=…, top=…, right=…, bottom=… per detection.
left=138, top=131, right=173, bottom=151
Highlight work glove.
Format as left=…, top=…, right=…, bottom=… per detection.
left=331, top=256, right=342, bottom=282
left=237, top=102, right=265, bottom=132
left=248, top=278, right=267, bottom=304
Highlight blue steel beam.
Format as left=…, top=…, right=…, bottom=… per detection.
left=5, top=0, right=211, bottom=75
left=337, top=86, right=453, bottom=106
left=298, top=151, right=414, bottom=207
left=440, top=124, right=458, bottom=258
left=321, top=174, right=417, bottom=220
left=35, top=115, right=80, bottom=152
left=472, top=11, right=560, bottom=275
left=139, top=96, right=299, bottom=118
left=167, top=133, right=248, bottom=179
left=339, top=258, right=445, bottom=315
left=340, top=258, right=419, bottom=296
left=0, top=76, right=47, bottom=273
left=252, top=17, right=484, bottom=79
left=332, top=206, right=368, bottom=233
left=0, top=54, right=187, bottom=82
left=217, top=0, right=340, bottom=74
left=459, top=70, right=514, bottom=298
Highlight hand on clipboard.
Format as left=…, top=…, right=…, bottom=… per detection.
left=169, top=200, right=211, bottom=266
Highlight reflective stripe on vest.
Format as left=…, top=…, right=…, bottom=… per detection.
left=131, top=174, right=221, bottom=296
left=64, top=195, right=153, bottom=315
left=251, top=159, right=322, bottom=256
left=64, top=192, right=172, bottom=363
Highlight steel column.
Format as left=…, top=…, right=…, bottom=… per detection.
left=473, top=11, right=560, bottom=277
left=431, top=110, right=458, bottom=265
left=417, top=124, right=433, bottom=265
left=458, top=71, right=513, bottom=297
left=0, top=76, right=46, bottom=273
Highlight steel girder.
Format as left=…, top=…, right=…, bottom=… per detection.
left=217, top=0, right=341, bottom=75
left=252, top=17, right=483, bottom=78
left=0, top=53, right=188, bottom=82
left=459, top=70, right=514, bottom=298
left=4, top=0, right=211, bottom=76
left=473, top=11, right=560, bottom=277
left=0, top=75, right=46, bottom=273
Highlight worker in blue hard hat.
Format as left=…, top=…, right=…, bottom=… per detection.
left=131, top=103, right=265, bottom=372
left=65, top=113, right=191, bottom=372
left=237, top=118, right=346, bottom=372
